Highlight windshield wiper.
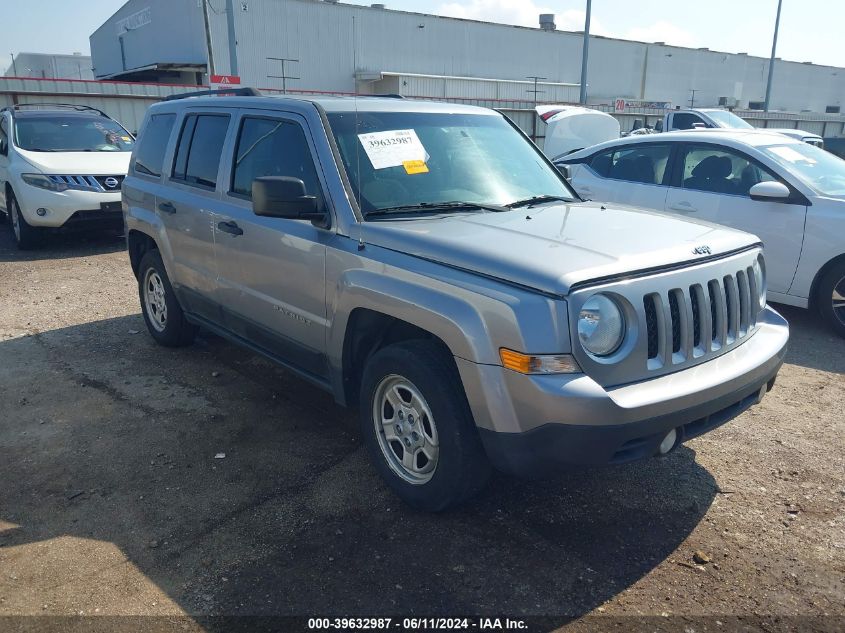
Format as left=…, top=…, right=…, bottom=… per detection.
left=505, top=195, right=574, bottom=209
left=364, top=201, right=509, bottom=218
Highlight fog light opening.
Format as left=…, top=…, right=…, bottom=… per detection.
left=658, top=428, right=678, bottom=455
left=36, top=208, right=48, bottom=217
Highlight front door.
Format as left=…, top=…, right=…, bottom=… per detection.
left=663, top=143, right=807, bottom=294
left=213, top=111, right=330, bottom=381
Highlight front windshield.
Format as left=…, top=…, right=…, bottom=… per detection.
left=14, top=115, right=135, bottom=152
left=706, top=110, right=754, bottom=129
left=326, top=110, right=575, bottom=215
left=760, top=142, right=845, bottom=196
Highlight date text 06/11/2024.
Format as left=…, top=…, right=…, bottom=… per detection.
left=307, top=617, right=528, bottom=630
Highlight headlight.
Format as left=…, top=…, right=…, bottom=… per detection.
left=21, top=173, right=67, bottom=192
left=752, top=256, right=766, bottom=309
left=578, top=294, right=625, bottom=356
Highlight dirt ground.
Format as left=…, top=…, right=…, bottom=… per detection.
left=0, top=226, right=842, bottom=633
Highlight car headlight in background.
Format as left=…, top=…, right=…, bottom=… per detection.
left=21, top=173, right=68, bottom=192
left=578, top=294, right=625, bottom=356
left=752, top=256, right=766, bottom=309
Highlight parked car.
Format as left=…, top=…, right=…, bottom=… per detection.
left=124, top=90, right=788, bottom=510
left=558, top=129, right=845, bottom=337
left=656, top=108, right=823, bottom=147
left=0, top=103, right=134, bottom=249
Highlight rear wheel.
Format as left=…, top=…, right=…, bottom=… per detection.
left=8, top=195, right=41, bottom=250
left=359, top=339, right=491, bottom=511
left=817, top=260, right=845, bottom=338
left=138, top=249, right=197, bottom=347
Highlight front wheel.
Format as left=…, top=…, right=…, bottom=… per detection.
left=359, top=340, right=491, bottom=511
left=138, top=249, right=197, bottom=347
left=817, top=261, right=845, bottom=338
left=8, top=195, right=42, bottom=250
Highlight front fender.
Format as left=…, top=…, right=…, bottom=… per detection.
left=326, top=243, right=571, bottom=404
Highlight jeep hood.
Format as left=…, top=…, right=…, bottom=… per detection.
left=17, top=148, right=131, bottom=175
left=361, top=202, right=760, bottom=296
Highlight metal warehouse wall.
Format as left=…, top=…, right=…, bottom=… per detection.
left=90, top=0, right=207, bottom=80
left=5, top=53, right=94, bottom=81
left=91, top=0, right=845, bottom=114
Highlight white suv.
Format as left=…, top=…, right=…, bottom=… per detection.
left=0, top=104, right=134, bottom=249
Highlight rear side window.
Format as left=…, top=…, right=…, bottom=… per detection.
left=231, top=117, right=323, bottom=204
left=589, top=144, right=671, bottom=185
left=171, top=114, right=230, bottom=188
left=134, top=114, right=175, bottom=177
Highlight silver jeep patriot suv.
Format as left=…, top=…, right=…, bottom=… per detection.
left=123, top=90, right=789, bottom=511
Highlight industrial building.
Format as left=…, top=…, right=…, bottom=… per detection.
left=90, top=0, right=845, bottom=115
left=5, top=52, right=94, bottom=80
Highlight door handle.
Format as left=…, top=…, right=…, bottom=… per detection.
left=668, top=202, right=698, bottom=212
left=158, top=201, right=176, bottom=214
left=217, top=220, right=243, bottom=236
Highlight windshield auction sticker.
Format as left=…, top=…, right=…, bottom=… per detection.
left=358, top=129, right=428, bottom=170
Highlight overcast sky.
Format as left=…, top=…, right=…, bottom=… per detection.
left=5, top=0, right=844, bottom=72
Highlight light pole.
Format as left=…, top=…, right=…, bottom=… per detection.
left=201, top=0, right=216, bottom=79
left=579, top=0, right=592, bottom=104
left=764, top=0, right=783, bottom=112
left=225, top=0, right=238, bottom=76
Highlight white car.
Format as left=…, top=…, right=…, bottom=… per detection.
left=558, top=129, right=845, bottom=337
left=0, top=104, right=134, bottom=249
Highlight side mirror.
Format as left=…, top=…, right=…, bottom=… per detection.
left=556, top=164, right=571, bottom=179
left=749, top=181, right=791, bottom=202
left=252, top=176, right=327, bottom=225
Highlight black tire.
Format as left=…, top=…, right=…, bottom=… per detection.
left=8, top=194, right=42, bottom=250
left=816, top=260, right=845, bottom=338
left=137, top=249, right=197, bottom=347
left=359, top=339, right=492, bottom=511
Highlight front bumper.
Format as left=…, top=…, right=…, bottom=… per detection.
left=14, top=183, right=122, bottom=228
left=458, top=306, right=789, bottom=475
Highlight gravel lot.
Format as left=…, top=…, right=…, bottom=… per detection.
left=0, top=226, right=843, bottom=632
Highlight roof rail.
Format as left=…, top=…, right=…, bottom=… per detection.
left=3, top=103, right=109, bottom=117
left=163, top=87, right=263, bottom=101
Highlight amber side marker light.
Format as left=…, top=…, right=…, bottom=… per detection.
left=499, top=348, right=581, bottom=375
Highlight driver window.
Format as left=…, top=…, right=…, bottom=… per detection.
left=672, top=113, right=705, bottom=130
left=231, top=117, right=323, bottom=208
left=681, top=145, right=777, bottom=196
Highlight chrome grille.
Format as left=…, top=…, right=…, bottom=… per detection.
left=644, top=267, right=759, bottom=368
left=46, top=175, right=124, bottom=192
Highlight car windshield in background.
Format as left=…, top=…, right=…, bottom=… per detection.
left=326, top=110, right=575, bottom=216
left=14, top=115, right=135, bottom=152
left=707, top=110, right=754, bottom=129
left=761, top=143, right=845, bottom=196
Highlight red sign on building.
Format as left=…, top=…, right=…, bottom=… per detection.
left=210, top=74, right=241, bottom=86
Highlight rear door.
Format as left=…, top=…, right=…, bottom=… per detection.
left=0, top=114, right=10, bottom=211
left=212, top=110, right=331, bottom=381
left=157, top=111, right=232, bottom=318
left=663, top=142, right=807, bottom=294
left=568, top=142, right=674, bottom=210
